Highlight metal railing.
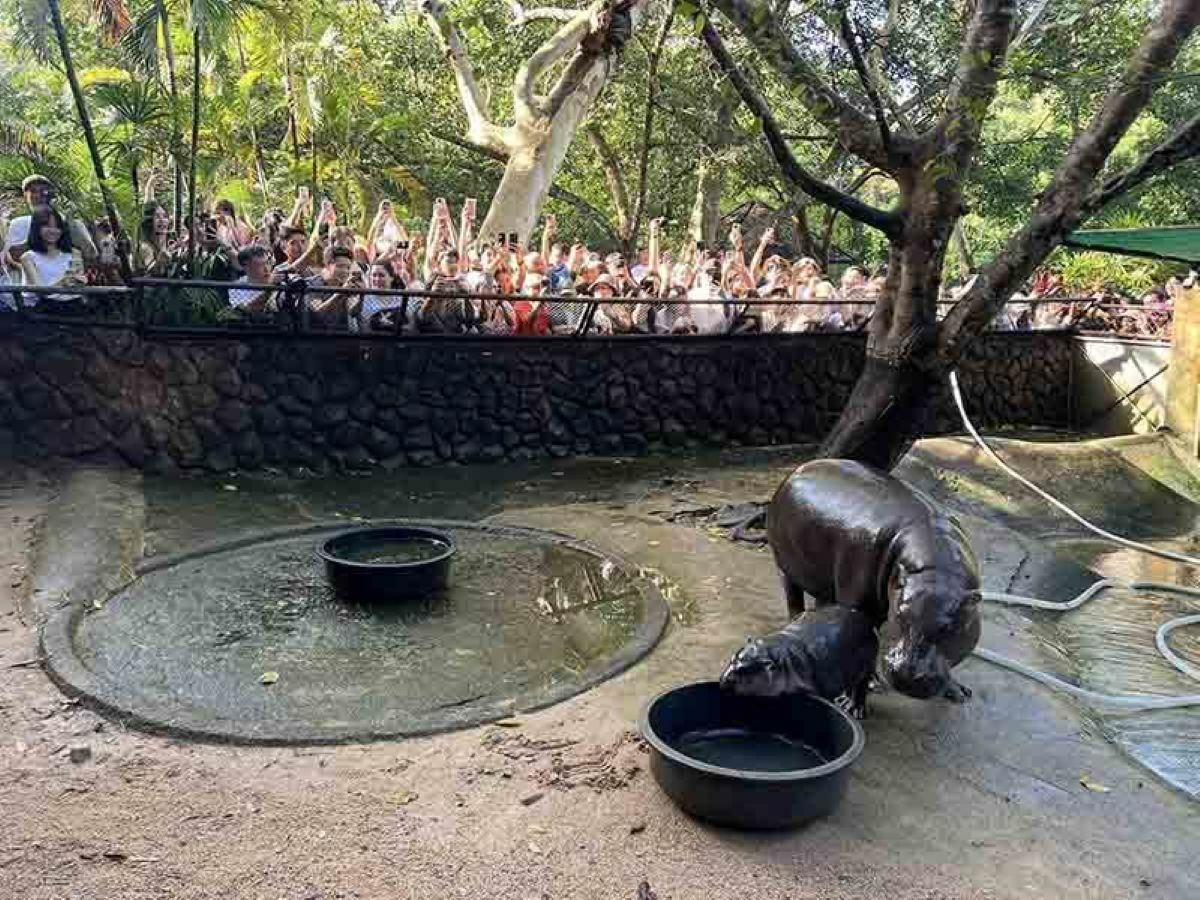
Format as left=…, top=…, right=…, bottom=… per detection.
left=0, top=280, right=1164, bottom=341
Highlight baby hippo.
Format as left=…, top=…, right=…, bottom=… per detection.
left=719, top=607, right=879, bottom=719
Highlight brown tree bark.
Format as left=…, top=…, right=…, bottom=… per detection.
left=705, top=0, right=1200, bottom=470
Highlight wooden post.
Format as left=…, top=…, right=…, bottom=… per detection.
left=1166, top=287, right=1200, bottom=452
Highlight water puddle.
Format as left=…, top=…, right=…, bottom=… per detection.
left=71, top=524, right=669, bottom=743
left=1022, top=539, right=1200, bottom=798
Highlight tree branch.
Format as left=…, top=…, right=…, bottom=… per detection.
left=629, top=5, right=673, bottom=244
left=513, top=4, right=597, bottom=124
left=709, top=0, right=892, bottom=170
left=699, top=18, right=902, bottom=238
left=924, top=0, right=1015, bottom=173
left=422, top=0, right=508, bottom=153
left=507, top=1, right=577, bottom=24
left=1085, top=110, right=1200, bottom=214
left=839, top=13, right=891, bottom=153
left=938, top=0, right=1200, bottom=362
left=587, top=124, right=631, bottom=238
left=541, top=1, right=645, bottom=122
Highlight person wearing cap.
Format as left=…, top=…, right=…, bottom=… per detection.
left=5, top=175, right=96, bottom=278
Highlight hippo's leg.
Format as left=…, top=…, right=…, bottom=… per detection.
left=838, top=677, right=871, bottom=720
left=943, top=677, right=972, bottom=703
left=781, top=574, right=807, bottom=619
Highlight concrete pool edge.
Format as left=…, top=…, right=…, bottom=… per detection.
left=38, top=519, right=673, bottom=747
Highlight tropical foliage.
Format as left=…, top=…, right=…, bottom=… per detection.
left=0, top=0, right=1195, bottom=291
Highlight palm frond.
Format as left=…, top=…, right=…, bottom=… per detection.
left=120, top=3, right=163, bottom=78
left=91, top=81, right=170, bottom=127
left=91, top=0, right=133, bottom=45
left=13, top=0, right=56, bottom=66
left=0, top=121, right=51, bottom=164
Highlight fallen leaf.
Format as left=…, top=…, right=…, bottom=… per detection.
left=494, top=718, right=523, bottom=728
left=222, top=484, right=238, bottom=492
left=392, top=790, right=418, bottom=805
left=1080, top=776, right=1111, bottom=793
left=259, top=671, right=279, bottom=685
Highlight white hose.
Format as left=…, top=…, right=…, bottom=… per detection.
left=947, top=370, right=1200, bottom=712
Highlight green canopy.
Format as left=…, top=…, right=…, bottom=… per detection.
left=1064, top=226, right=1200, bottom=264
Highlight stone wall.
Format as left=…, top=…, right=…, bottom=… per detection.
left=0, top=322, right=1073, bottom=472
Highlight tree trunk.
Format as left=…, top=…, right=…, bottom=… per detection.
left=155, top=0, right=184, bottom=233
left=428, top=0, right=647, bottom=246
left=478, top=123, right=578, bottom=244
left=46, top=0, right=131, bottom=280
left=688, top=90, right=735, bottom=246
left=821, top=181, right=956, bottom=469
left=283, top=50, right=301, bottom=163
left=187, top=27, right=201, bottom=273
left=131, top=158, right=141, bottom=201
left=688, top=156, right=724, bottom=246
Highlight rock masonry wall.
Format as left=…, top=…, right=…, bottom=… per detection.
left=0, top=324, right=1073, bottom=472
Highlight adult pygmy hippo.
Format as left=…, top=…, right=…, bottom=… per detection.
left=720, top=606, right=879, bottom=718
left=767, top=459, right=982, bottom=702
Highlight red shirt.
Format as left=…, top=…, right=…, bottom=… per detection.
left=512, top=299, right=550, bottom=335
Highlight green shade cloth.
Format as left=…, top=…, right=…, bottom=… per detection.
left=1064, top=227, right=1200, bottom=264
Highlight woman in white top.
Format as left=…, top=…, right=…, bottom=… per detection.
left=19, top=206, right=79, bottom=304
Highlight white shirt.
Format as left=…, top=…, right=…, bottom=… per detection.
left=22, top=250, right=71, bottom=287
left=5, top=215, right=31, bottom=252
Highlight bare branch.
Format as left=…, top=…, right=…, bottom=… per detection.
left=699, top=18, right=901, bottom=238
left=938, top=0, right=1200, bottom=362
left=629, top=5, right=674, bottom=242
left=839, top=13, right=891, bottom=153
left=709, top=0, right=892, bottom=170
left=541, top=1, right=646, bottom=122
left=924, top=0, right=1016, bottom=172
left=1086, top=111, right=1200, bottom=213
left=507, top=1, right=577, bottom=24
left=423, top=0, right=508, bottom=153
left=587, top=124, right=631, bottom=238
left=514, top=4, right=597, bottom=124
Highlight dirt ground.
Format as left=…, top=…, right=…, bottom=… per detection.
left=1, top=443, right=1198, bottom=900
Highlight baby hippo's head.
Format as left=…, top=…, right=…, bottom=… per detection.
left=719, top=636, right=813, bottom=698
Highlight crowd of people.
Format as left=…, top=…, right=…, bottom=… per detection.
left=0, top=174, right=1187, bottom=340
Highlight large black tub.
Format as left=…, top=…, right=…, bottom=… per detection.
left=641, top=681, right=864, bottom=829
left=318, top=526, right=456, bottom=603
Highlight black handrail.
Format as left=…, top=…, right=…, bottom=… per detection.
left=1, top=278, right=1171, bottom=341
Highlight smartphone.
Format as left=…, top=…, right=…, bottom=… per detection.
left=298, top=186, right=310, bottom=200
left=397, top=240, right=410, bottom=250
left=495, top=233, right=507, bottom=247
left=508, top=232, right=519, bottom=246
left=696, top=241, right=707, bottom=252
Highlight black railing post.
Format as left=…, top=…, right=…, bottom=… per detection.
left=398, top=296, right=410, bottom=336
left=575, top=300, right=598, bottom=337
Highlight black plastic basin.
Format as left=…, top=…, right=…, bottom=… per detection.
left=641, top=681, right=864, bottom=829
left=318, top=526, right=456, bottom=603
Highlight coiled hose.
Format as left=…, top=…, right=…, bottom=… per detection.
left=948, top=370, right=1200, bottom=713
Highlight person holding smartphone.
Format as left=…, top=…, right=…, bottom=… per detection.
left=5, top=175, right=97, bottom=280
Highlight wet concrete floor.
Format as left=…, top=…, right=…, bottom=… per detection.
left=17, top=433, right=1200, bottom=898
